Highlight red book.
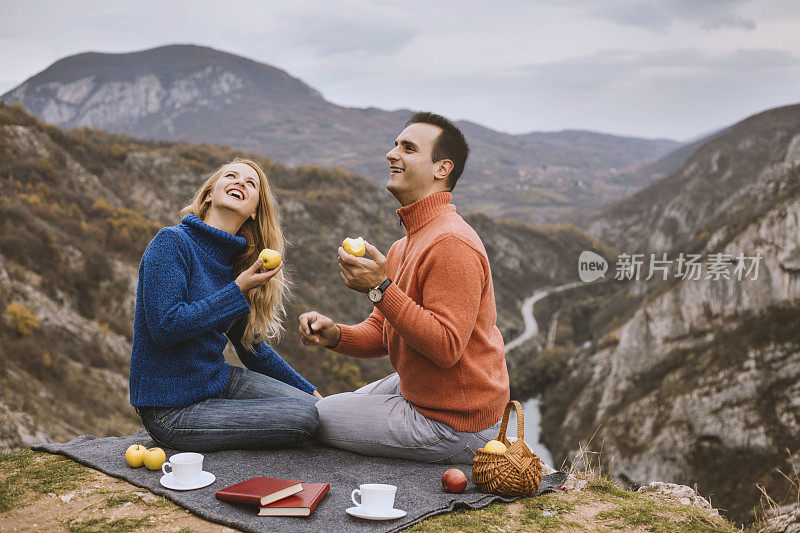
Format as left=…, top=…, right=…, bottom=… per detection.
left=215, top=477, right=303, bottom=507
left=258, top=482, right=330, bottom=516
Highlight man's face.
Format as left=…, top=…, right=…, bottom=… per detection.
left=385, top=122, right=443, bottom=206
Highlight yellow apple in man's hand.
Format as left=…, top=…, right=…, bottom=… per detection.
left=142, top=447, right=166, bottom=470
left=125, top=444, right=147, bottom=468
left=342, top=237, right=366, bottom=257
left=259, top=248, right=282, bottom=270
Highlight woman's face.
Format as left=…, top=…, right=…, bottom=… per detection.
left=206, top=162, right=261, bottom=219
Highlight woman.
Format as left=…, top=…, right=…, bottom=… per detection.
left=129, top=158, right=321, bottom=451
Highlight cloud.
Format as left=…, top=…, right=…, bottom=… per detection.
left=589, top=0, right=757, bottom=32
left=270, top=10, right=419, bottom=57
left=497, top=48, right=800, bottom=103
left=702, top=15, right=757, bottom=30
left=398, top=47, right=800, bottom=138
left=590, top=2, right=672, bottom=32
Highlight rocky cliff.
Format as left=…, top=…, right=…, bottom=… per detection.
left=541, top=104, right=800, bottom=524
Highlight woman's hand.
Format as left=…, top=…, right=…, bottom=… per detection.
left=298, top=311, right=341, bottom=348
left=235, top=257, right=283, bottom=293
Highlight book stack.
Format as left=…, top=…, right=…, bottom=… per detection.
left=215, top=477, right=330, bottom=516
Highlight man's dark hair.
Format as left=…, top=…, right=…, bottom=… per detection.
left=406, top=112, right=470, bottom=191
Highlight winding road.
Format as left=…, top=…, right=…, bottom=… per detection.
left=504, top=281, right=584, bottom=353
left=501, top=280, right=584, bottom=467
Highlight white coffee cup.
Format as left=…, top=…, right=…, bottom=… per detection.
left=351, top=483, right=397, bottom=514
left=161, top=452, right=204, bottom=485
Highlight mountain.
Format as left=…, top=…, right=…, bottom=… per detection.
left=0, top=102, right=599, bottom=449
left=586, top=104, right=800, bottom=254
left=524, top=103, right=800, bottom=524
left=1, top=44, right=678, bottom=226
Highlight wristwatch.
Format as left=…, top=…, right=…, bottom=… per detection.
left=368, top=278, right=392, bottom=303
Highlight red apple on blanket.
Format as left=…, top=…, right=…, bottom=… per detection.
left=442, top=468, right=468, bottom=493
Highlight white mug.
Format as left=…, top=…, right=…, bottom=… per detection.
left=351, top=483, right=397, bottom=514
left=162, top=452, right=204, bottom=485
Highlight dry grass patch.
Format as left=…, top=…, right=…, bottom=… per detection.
left=0, top=450, right=232, bottom=532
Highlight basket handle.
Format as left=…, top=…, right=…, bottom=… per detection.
left=497, top=400, right=524, bottom=442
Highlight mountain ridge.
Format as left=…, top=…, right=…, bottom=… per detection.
left=2, top=44, right=679, bottom=226
left=587, top=102, right=800, bottom=254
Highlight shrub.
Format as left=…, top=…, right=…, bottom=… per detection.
left=5, top=302, right=39, bottom=335
left=510, top=346, right=571, bottom=399
left=35, top=158, right=57, bottom=181
left=18, top=193, right=43, bottom=207
left=90, top=198, right=114, bottom=215
left=108, top=143, right=127, bottom=160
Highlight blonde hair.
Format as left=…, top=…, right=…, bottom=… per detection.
left=179, top=158, right=288, bottom=352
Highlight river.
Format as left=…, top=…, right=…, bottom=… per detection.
left=504, top=282, right=582, bottom=468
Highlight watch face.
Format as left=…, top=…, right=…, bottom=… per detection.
left=368, top=288, right=382, bottom=303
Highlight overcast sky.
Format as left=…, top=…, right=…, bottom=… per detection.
left=2, top=0, right=799, bottom=141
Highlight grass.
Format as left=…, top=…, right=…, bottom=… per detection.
left=405, top=480, right=740, bottom=533
left=0, top=449, right=182, bottom=533
left=1, top=445, right=748, bottom=533
left=0, top=449, right=90, bottom=512
left=102, top=491, right=173, bottom=509
left=65, top=516, right=150, bottom=533
left=595, top=494, right=741, bottom=533
left=520, top=493, right=581, bottom=530
left=585, top=476, right=634, bottom=500
left=755, top=449, right=800, bottom=526
left=405, top=501, right=512, bottom=533
left=408, top=433, right=742, bottom=532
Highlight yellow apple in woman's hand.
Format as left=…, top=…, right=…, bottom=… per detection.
left=259, top=248, right=282, bottom=270
left=342, top=237, right=366, bottom=257
left=125, top=444, right=147, bottom=467
left=143, top=447, right=166, bottom=470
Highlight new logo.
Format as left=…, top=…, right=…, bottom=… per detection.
left=578, top=251, right=608, bottom=282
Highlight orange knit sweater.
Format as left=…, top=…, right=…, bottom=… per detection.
left=333, top=191, right=510, bottom=431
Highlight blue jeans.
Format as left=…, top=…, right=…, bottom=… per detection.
left=136, top=366, right=319, bottom=451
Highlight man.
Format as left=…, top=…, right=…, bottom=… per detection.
left=298, top=112, right=509, bottom=464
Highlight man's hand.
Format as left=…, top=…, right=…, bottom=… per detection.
left=298, top=311, right=341, bottom=348
left=338, top=242, right=387, bottom=293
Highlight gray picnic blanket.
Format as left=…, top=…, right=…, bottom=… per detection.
left=32, top=428, right=568, bottom=533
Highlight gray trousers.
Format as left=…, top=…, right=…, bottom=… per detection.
left=315, top=373, right=501, bottom=464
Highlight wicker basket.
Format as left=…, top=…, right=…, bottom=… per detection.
left=471, top=400, right=543, bottom=496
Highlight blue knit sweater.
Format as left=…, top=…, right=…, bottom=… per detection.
left=129, top=213, right=315, bottom=407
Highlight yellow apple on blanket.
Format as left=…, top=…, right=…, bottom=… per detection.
left=143, top=447, right=166, bottom=470
left=125, top=444, right=147, bottom=468
left=342, top=237, right=366, bottom=257
left=259, top=248, right=282, bottom=270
